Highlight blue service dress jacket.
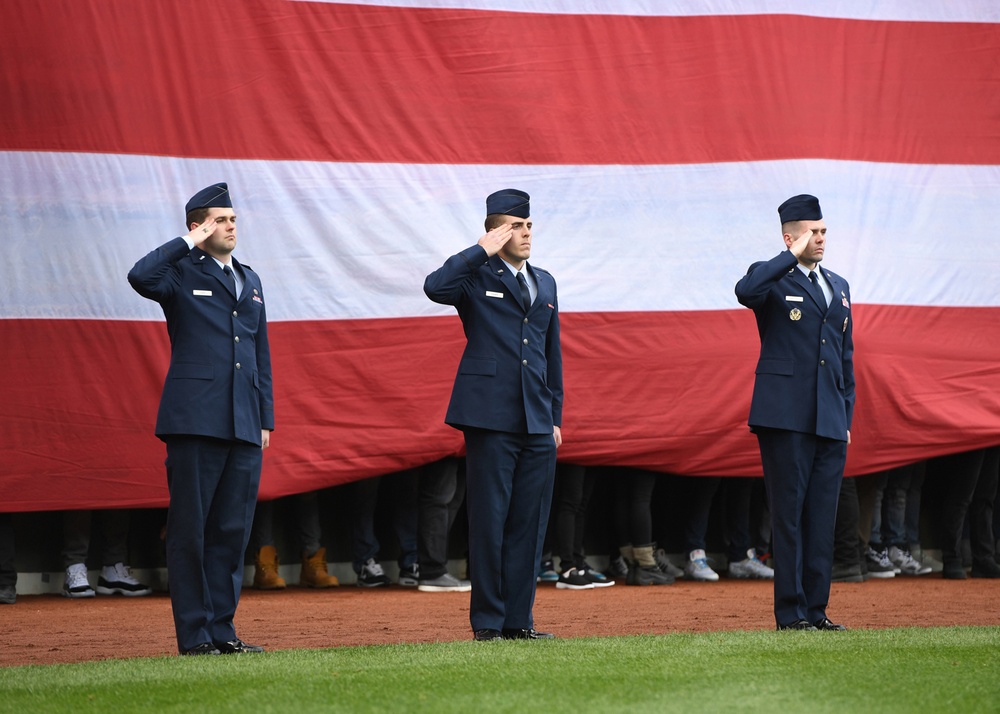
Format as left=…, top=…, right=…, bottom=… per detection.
left=424, top=244, right=563, bottom=435
left=128, top=237, right=274, bottom=446
left=735, top=249, right=855, bottom=441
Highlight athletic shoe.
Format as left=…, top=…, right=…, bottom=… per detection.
left=910, top=544, right=944, bottom=573
left=556, top=567, right=595, bottom=590
left=888, top=546, right=932, bottom=576
left=626, top=562, right=674, bottom=585
left=864, top=546, right=896, bottom=579
left=606, top=554, right=630, bottom=580
left=872, top=543, right=902, bottom=574
left=398, top=563, right=419, bottom=587
left=63, top=563, right=95, bottom=598
left=728, top=548, right=774, bottom=579
left=357, top=558, right=391, bottom=587
left=579, top=563, right=615, bottom=587
left=417, top=573, right=472, bottom=592
left=831, top=562, right=864, bottom=583
left=0, top=585, right=15, bottom=604
left=537, top=559, right=559, bottom=583
left=97, top=562, right=152, bottom=596
left=653, top=548, right=685, bottom=579
left=684, top=549, right=720, bottom=582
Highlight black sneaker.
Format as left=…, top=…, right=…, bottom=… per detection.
left=398, top=563, right=419, bottom=587
left=579, top=563, right=615, bottom=587
left=356, top=558, right=391, bottom=587
left=555, top=567, right=595, bottom=590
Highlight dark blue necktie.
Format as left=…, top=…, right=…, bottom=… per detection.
left=808, top=270, right=826, bottom=308
left=516, top=271, right=531, bottom=311
left=223, top=265, right=237, bottom=296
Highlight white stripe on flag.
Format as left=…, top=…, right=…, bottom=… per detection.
left=289, top=0, right=1000, bottom=23
left=2, top=151, right=997, bottom=321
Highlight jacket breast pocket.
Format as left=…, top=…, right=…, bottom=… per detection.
left=755, top=358, right=794, bottom=376
left=459, top=358, right=497, bottom=377
left=171, top=362, right=214, bottom=380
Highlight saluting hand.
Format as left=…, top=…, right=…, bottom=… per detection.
left=477, top=224, right=513, bottom=257
left=186, top=217, right=217, bottom=247
left=788, top=225, right=813, bottom=258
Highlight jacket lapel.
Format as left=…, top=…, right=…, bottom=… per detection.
left=191, top=248, right=238, bottom=299
left=489, top=256, right=528, bottom=312
left=791, top=267, right=827, bottom=312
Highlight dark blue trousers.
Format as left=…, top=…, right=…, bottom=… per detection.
left=164, top=436, right=261, bottom=652
left=757, top=429, right=845, bottom=627
left=463, top=428, right=556, bottom=632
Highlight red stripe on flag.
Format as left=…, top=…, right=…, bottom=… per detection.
left=2, top=306, right=999, bottom=511
left=2, top=1, right=997, bottom=165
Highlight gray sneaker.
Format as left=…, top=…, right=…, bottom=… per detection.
left=0, top=585, right=15, bottom=604
left=910, top=544, right=944, bottom=573
left=728, top=549, right=775, bottom=579
left=888, top=546, right=932, bottom=576
left=653, top=548, right=685, bottom=579
left=417, top=573, right=472, bottom=592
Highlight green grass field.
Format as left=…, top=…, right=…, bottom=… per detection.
left=2, top=627, right=998, bottom=713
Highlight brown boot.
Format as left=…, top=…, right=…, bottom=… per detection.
left=300, top=547, right=340, bottom=588
left=253, top=545, right=286, bottom=590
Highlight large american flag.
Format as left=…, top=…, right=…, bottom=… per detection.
left=2, top=0, right=999, bottom=510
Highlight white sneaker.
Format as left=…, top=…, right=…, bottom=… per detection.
left=888, top=546, right=932, bottom=576
left=728, top=549, right=775, bottom=579
left=97, top=562, right=153, bottom=596
left=684, top=549, right=720, bottom=582
left=62, top=563, right=95, bottom=598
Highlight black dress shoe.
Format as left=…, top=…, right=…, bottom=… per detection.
left=215, top=639, right=265, bottom=654
left=776, top=619, right=818, bottom=631
left=473, top=629, right=502, bottom=641
left=813, top=618, right=847, bottom=631
left=181, top=642, right=221, bottom=656
left=501, top=628, right=556, bottom=640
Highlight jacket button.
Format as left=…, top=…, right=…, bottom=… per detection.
left=523, top=338, right=528, bottom=345
left=522, top=360, right=528, bottom=366
left=234, top=336, right=240, bottom=343
left=820, top=360, right=826, bottom=366
left=821, top=339, right=826, bottom=344
left=236, top=363, right=241, bottom=370
left=233, top=311, right=238, bottom=317
left=523, top=317, right=529, bottom=324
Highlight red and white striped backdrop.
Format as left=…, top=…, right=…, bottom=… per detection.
left=2, top=1, right=999, bottom=510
